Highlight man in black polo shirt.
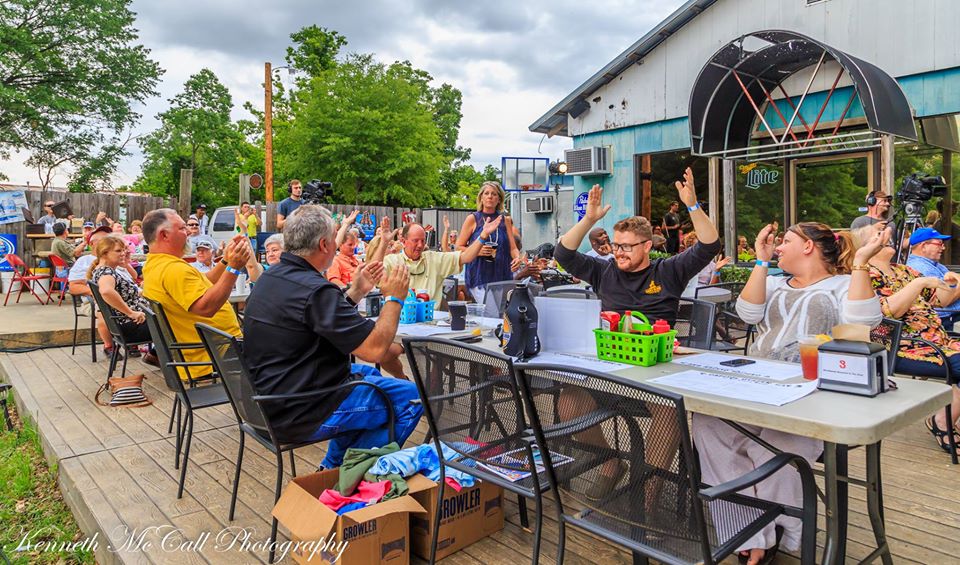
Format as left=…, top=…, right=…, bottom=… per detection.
left=554, top=167, right=720, bottom=499
left=242, top=205, right=422, bottom=469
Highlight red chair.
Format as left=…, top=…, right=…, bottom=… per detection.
left=3, top=254, right=52, bottom=306
left=47, top=254, right=70, bottom=306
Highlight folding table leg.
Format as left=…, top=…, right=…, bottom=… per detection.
left=865, top=442, right=894, bottom=565
left=821, top=442, right=849, bottom=565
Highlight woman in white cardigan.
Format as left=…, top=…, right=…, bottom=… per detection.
left=692, top=221, right=886, bottom=565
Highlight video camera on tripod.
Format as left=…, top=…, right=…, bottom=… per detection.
left=301, top=180, right=332, bottom=205
left=891, top=173, right=947, bottom=263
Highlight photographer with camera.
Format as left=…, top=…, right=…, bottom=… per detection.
left=851, top=190, right=892, bottom=230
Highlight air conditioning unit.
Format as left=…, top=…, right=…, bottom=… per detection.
left=524, top=195, right=554, bottom=214
left=564, top=146, right=611, bottom=176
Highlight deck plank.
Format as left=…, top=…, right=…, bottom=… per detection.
left=3, top=346, right=960, bottom=564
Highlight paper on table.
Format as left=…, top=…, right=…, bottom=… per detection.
left=535, top=296, right=602, bottom=356
left=396, top=324, right=457, bottom=337
left=526, top=351, right=634, bottom=377
left=673, top=352, right=801, bottom=381
left=649, top=370, right=818, bottom=406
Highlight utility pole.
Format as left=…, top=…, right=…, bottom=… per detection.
left=264, top=62, right=274, bottom=203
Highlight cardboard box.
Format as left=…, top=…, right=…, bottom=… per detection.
left=408, top=476, right=505, bottom=560
left=272, top=469, right=428, bottom=564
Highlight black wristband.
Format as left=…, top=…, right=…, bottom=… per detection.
left=219, top=258, right=228, bottom=266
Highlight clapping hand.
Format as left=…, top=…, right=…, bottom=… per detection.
left=673, top=167, right=698, bottom=208
left=479, top=215, right=503, bottom=239
left=585, top=184, right=611, bottom=223
left=352, top=261, right=384, bottom=296
left=224, top=234, right=252, bottom=269
left=381, top=264, right=411, bottom=301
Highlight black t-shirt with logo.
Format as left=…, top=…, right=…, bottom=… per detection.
left=555, top=239, right=721, bottom=326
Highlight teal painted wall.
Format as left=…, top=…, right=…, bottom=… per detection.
left=566, top=67, right=960, bottom=252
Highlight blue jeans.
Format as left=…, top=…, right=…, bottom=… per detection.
left=895, top=353, right=960, bottom=380
left=309, top=369, right=423, bottom=469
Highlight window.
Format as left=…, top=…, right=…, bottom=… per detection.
left=213, top=209, right=236, bottom=232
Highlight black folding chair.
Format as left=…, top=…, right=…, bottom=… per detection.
left=196, top=323, right=399, bottom=564
left=70, top=293, right=97, bottom=362
left=675, top=298, right=717, bottom=350
left=143, top=308, right=229, bottom=499
left=515, top=363, right=818, bottom=565
left=405, top=337, right=572, bottom=565
left=543, top=286, right=596, bottom=300
left=87, top=281, right=152, bottom=382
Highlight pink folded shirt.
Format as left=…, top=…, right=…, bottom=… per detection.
left=318, top=480, right=392, bottom=511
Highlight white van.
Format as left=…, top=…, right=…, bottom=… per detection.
left=208, top=206, right=269, bottom=247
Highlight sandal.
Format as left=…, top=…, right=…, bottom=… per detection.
left=738, top=525, right=782, bottom=565
left=926, top=417, right=960, bottom=454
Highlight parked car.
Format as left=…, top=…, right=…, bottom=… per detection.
left=208, top=206, right=269, bottom=248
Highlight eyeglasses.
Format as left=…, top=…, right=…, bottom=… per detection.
left=611, top=240, right=649, bottom=253
left=925, top=240, right=945, bottom=248
left=187, top=223, right=199, bottom=227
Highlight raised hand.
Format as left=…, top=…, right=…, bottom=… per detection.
left=673, top=167, right=698, bottom=208
left=754, top=224, right=776, bottom=262
left=853, top=226, right=890, bottom=264
left=585, top=184, right=611, bottom=223
left=442, top=215, right=450, bottom=230
left=346, top=209, right=359, bottom=224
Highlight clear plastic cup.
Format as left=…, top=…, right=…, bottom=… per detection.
left=798, top=334, right=830, bottom=380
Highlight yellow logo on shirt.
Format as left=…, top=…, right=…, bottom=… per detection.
left=645, top=280, right=661, bottom=294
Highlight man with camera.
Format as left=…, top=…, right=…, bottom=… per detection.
left=277, top=179, right=303, bottom=231
left=851, top=190, right=892, bottom=230
left=242, top=205, right=422, bottom=469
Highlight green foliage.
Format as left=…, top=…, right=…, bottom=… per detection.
left=278, top=55, right=447, bottom=207
left=285, top=25, right=347, bottom=80
left=720, top=266, right=751, bottom=284
left=0, top=397, right=94, bottom=564
left=0, top=0, right=162, bottom=188
left=135, top=69, right=262, bottom=209
left=445, top=164, right=500, bottom=209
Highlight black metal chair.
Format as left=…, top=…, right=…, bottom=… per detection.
left=87, top=281, right=152, bottom=382
left=873, top=317, right=959, bottom=464
left=695, top=282, right=754, bottom=353
left=196, top=323, right=399, bottom=564
left=145, top=299, right=220, bottom=439
left=675, top=298, right=718, bottom=350
left=482, top=280, right=543, bottom=318
left=143, top=307, right=229, bottom=499
left=405, top=337, right=569, bottom=565
left=70, top=293, right=97, bottom=362
left=515, top=363, right=818, bottom=565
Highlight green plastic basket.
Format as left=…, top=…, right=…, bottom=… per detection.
left=594, top=310, right=676, bottom=366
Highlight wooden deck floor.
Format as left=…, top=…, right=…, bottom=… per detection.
left=1, top=346, right=959, bottom=564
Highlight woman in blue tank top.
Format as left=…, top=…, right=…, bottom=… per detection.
left=455, top=181, right=522, bottom=303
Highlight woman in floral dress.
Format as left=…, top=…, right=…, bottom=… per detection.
left=854, top=225, right=960, bottom=454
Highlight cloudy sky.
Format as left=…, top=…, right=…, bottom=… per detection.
left=2, top=0, right=684, bottom=188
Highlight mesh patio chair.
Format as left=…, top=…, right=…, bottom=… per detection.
left=196, top=323, right=399, bottom=564
left=87, top=281, right=152, bottom=382
left=71, top=293, right=97, bottom=362
left=675, top=298, right=718, bottom=350
left=404, top=337, right=577, bottom=565
left=874, top=317, right=959, bottom=464
left=543, top=285, right=596, bottom=300
left=143, top=308, right=229, bottom=499
left=515, top=363, right=818, bottom=565
left=145, top=299, right=219, bottom=439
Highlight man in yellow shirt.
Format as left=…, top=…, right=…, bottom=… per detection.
left=141, top=208, right=252, bottom=379
left=235, top=201, right=260, bottom=251
left=373, top=218, right=502, bottom=302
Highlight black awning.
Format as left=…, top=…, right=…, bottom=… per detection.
left=689, top=30, right=917, bottom=156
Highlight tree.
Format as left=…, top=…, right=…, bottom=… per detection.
left=0, top=0, right=162, bottom=185
left=446, top=164, right=500, bottom=208
left=278, top=54, right=447, bottom=207
left=135, top=69, right=261, bottom=209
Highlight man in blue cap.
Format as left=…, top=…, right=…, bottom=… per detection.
left=907, top=227, right=960, bottom=326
